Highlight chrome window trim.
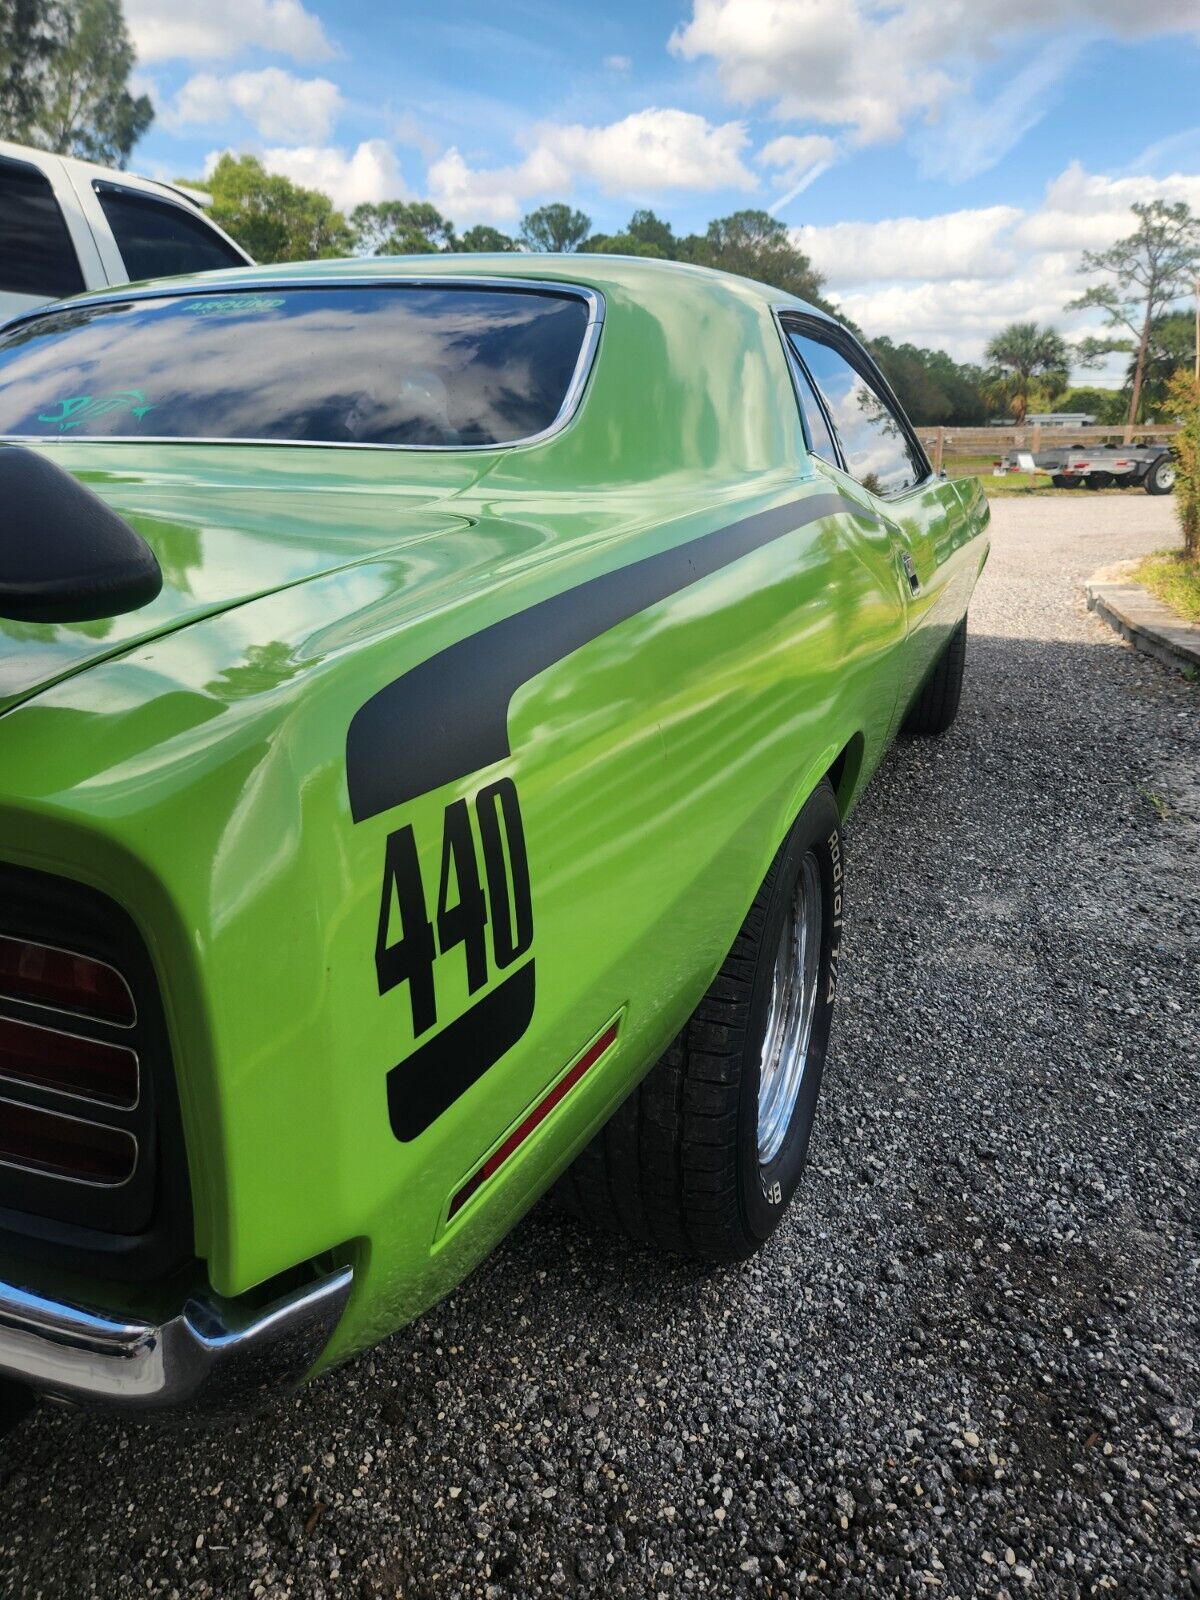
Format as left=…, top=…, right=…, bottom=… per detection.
left=0, top=1011, right=140, bottom=1113
left=0, top=1093, right=138, bottom=1190
left=0, top=931, right=137, bottom=1028
left=771, top=307, right=847, bottom=474
left=0, top=276, right=606, bottom=454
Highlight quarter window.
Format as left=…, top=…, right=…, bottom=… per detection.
left=787, top=331, right=923, bottom=497
left=93, top=183, right=247, bottom=281
left=0, top=158, right=85, bottom=300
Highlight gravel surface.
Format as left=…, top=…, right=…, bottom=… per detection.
left=2, top=493, right=1198, bottom=1600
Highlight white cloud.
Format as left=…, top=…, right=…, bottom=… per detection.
left=126, top=0, right=334, bottom=63
left=545, top=109, right=755, bottom=193
left=604, top=54, right=632, bottom=72
left=670, top=0, right=1200, bottom=163
left=798, top=163, right=1200, bottom=367
left=1015, top=160, right=1200, bottom=250
left=261, top=140, right=407, bottom=211
left=670, top=0, right=954, bottom=145
left=426, top=147, right=562, bottom=225
left=795, top=206, right=1024, bottom=287
left=428, top=109, right=757, bottom=224
left=758, top=133, right=839, bottom=211
left=758, top=134, right=838, bottom=181
left=168, top=68, right=342, bottom=143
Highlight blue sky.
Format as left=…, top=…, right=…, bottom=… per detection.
left=126, top=0, right=1200, bottom=372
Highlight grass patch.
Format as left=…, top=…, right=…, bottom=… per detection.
left=1129, top=550, right=1200, bottom=624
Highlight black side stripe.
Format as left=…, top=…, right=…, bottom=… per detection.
left=346, top=491, right=859, bottom=822
left=387, top=959, right=535, bottom=1141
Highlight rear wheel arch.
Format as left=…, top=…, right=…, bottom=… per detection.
left=825, top=733, right=865, bottom=818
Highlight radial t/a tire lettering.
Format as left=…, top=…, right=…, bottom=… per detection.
left=555, top=780, right=843, bottom=1262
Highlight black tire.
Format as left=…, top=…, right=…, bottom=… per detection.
left=1051, top=474, right=1071, bottom=489
left=555, top=782, right=843, bottom=1262
left=903, top=615, right=966, bottom=736
left=1085, top=472, right=1114, bottom=490
left=1145, top=454, right=1175, bottom=496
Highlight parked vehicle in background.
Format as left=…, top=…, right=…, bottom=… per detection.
left=1001, top=441, right=1175, bottom=493
left=0, top=140, right=252, bottom=325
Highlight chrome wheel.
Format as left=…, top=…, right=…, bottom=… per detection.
left=756, top=851, right=823, bottom=1166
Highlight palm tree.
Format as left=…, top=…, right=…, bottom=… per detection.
left=984, top=322, right=1071, bottom=424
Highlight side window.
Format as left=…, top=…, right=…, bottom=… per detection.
left=785, top=343, right=839, bottom=466
left=93, top=183, right=246, bottom=281
left=788, top=331, right=924, bottom=497
left=0, top=158, right=85, bottom=300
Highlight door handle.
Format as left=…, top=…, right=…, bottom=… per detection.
left=901, top=551, right=921, bottom=595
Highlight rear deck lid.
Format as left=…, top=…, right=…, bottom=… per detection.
left=0, top=442, right=485, bottom=716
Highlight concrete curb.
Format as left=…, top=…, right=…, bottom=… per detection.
left=1085, top=560, right=1200, bottom=676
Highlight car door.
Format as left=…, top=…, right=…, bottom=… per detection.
left=781, top=317, right=971, bottom=720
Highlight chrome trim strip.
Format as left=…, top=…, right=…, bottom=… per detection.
left=0, top=1009, right=140, bottom=1112
left=0, top=276, right=606, bottom=455
left=0, top=1264, right=353, bottom=1412
left=0, top=932, right=137, bottom=1028
left=0, top=1093, right=138, bottom=1189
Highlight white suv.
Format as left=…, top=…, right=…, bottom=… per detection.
left=0, top=140, right=252, bottom=325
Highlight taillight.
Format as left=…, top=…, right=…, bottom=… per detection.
left=0, top=1098, right=136, bottom=1186
left=0, top=1014, right=138, bottom=1107
left=0, top=863, right=192, bottom=1272
left=0, top=933, right=141, bottom=1189
left=0, top=933, right=135, bottom=1025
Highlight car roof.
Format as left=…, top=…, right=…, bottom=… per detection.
left=46, top=249, right=836, bottom=324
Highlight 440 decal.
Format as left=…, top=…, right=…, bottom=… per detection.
left=375, top=778, right=535, bottom=1141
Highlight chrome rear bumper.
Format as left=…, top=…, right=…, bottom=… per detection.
left=0, top=1265, right=352, bottom=1414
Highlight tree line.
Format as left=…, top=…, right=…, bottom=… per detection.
left=3, top=2, right=1199, bottom=427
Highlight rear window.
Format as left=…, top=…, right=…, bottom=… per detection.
left=0, top=285, right=595, bottom=447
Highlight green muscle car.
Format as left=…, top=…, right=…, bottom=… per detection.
left=0, top=255, right=988, bottom=1418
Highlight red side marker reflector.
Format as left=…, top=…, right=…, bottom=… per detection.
left=449, top=1021, right=620, bottom=1220
left=0, top=934, right=135, bottom=1026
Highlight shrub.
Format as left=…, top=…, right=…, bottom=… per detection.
left=1166, top=368, right=1200, bottom=561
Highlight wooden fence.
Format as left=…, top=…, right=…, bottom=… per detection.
left=916, top=424, right=1180, bottom=474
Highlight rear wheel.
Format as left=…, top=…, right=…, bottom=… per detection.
left=1086, top=472, right=1114, bottom=490
left=1146, top=455, right=1175, bottom=495
left=555, top=782, right=843, bottom=1262
left=903, top=615, right=966, bottom=736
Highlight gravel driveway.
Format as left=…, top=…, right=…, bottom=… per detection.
left=2, top=493, right=1197, bottom=1600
